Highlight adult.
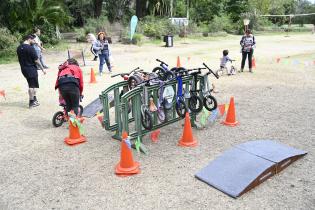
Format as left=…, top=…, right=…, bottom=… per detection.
left=240, top=29, right=256, bottom=73
left=87, top=33, right=98, bottom=61
left=93, top=31, right=112, bottom=76
left=33, top=28, right=49, bottom=69
left=55, top=58, right=84, bottom=116
left=17, top=34, right=46, bottom=108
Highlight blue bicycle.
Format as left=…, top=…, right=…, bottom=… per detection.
left=174, top=69, right=188, bottom=118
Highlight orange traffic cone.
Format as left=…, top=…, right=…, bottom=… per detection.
left=64, top=118, right=86, bottom=145
left=221, top=97, right=239, bottom=126
left=218, top=104, right=225, bottom=116
left=178, top=113, right=198, bottom=147
left=177, top=56, right=181, bottom=67
left=252, top=57, right=256, bottom=69
left=90, top=68, right=97, bottom=83
left=97, top=113, right=105, bottom=128
left=115, top=131, right=140, bottom=176
left=150, top=129, right=160, bottom=143
left=0, top=90, right=6, bottom=100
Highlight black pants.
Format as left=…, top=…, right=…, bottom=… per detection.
left=59, top=83, right=80, bottom=115
left=241, top=50, right=253, bottom=69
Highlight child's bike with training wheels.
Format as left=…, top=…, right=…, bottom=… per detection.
left=52, top=96, right=84, bottom=127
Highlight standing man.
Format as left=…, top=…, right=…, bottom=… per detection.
left=240, top=29, right=256, bottom=73
left=33, top=28, right=49, bottom=69
left=17, top=34, right=46, bottom=108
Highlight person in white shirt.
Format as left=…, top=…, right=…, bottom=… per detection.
left=33, top=28, right=49, bottom=69
left=240, top=29, right=256, bottom=73
left=87, top=33, right=98, bottom=61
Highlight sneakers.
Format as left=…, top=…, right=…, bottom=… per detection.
left=29, top=100, right=39, bottom=108
left=249, top=68, right=253, bottom=73
left=99, top=72, right=103, bottom=76
left=240, top=68, right=244, bottom=72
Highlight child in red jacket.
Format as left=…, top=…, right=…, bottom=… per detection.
left=55, top=58, right=84, bottom=116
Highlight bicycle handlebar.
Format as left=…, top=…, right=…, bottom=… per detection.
left=111, top=67, right=142, bottom=78
left=203, top=63, right=219, bottom=79
left=156, top=59, right=169, bottom=67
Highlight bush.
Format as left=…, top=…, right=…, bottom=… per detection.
left=0, top=27, right=19, bottom=59
left=140, top=16, right=179, bottom=39
left=75, top=16, right=112, bottom=42
left=208, top=15, right=234, bottom=33
left=39, top=21, right=59, bottom=45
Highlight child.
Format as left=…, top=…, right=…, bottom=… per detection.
left=218, top=50, right=235, bottom=75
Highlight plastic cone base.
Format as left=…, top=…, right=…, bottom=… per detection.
left=64, top=135, right=86, bottom=145
left=221, top=121, right=240, bottom=127
left=115, top=161, right=140, bottom=176
left=178, top=137, right=198, bottom=147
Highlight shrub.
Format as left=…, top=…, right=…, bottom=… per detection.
left=140, top=16, right=179, bottom=39
left=208, top=15, right=234, bottom=33
left=39, top=21, right=59, bottom=45
left=0, top=27, right=19, bottom=59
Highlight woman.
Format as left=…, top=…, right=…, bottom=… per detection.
left=93, top=31, right=112, bottom=76
left=240, top=29, right=256, bottom=73
left=55, top=58, right=84, bottom=116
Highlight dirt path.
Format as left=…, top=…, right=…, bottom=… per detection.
left=0, top=34, right=314, bottom=210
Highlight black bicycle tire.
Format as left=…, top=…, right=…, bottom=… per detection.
left=128, top=75, right=142, bottom=90
left=203, top=95, right=218, bottom=111
left=141, top=109, right=153, bottom=130
left=163, top=71, right=175, bottom=81
left=176, top=100, right=187, bottom=118
left=152, top=67, right=165, bottom=80
left=52, top=111, right=65, bottom=127
left=188, top=95, right=203, bottom=113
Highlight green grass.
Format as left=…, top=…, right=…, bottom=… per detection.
left=0, top=54, right=17, bottom=65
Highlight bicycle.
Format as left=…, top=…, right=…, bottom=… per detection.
left=52, top=97, right=84, bottom=127
left=152, top=59, right=176, bottom=81
left=202, top=63, right=219, bottom=111
left=186, top=68, right=205, bottom=113
left=173, top=69, right=189, bottom=118
left=137, top=77, right=161, bottom=130
left=216, top=59, right=237, bottom=76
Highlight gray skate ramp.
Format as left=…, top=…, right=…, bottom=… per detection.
left=235, top=140, right=307, bottom=172
left=82, top=94, right=114, bottom=118
left=195, top=140, right=307, bottom=198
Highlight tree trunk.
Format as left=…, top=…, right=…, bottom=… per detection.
left=94, top=0, right=103, bottom=18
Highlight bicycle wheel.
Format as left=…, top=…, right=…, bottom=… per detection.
left=152, top=67, right=165, bottom=80
left=52, top=111, right=65, bottom=127
left=78, top=105, right=84, bottom=117
left=157, top=107, right=166, bottom=122
left=163, top=71, right=175, bottom=81
left=176, top=100, right=187, bottom=118
left=188, top=95, right=203, bottom=113
left=141, top=109, right=153, bottom=130
left=128, top=75, right=142, bottom=90
left=203, top=95, right=218, bottom=111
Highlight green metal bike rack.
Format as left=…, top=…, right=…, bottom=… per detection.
left=100, top=74, right=207, bottom=152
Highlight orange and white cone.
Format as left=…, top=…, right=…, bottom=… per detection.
left=115, top=132, right=140, bottom=176
left=221, top=97, right=239, bottom=126
left=178, top=113, right=198, bottom=147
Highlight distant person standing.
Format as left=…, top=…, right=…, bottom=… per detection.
left=17, top=34, right=46, bottom=108
left=240, top=29, right=256, bottom=73
left=33, top=28, right=49, bottom=69
left=93, top=32, right=112, bottom=76
left=87, top=33, right=98, bottom=61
